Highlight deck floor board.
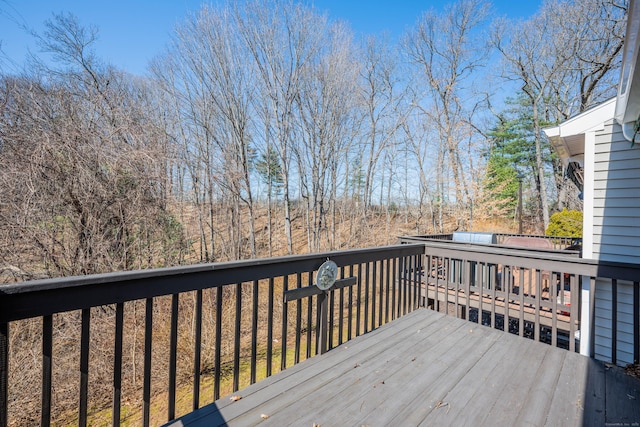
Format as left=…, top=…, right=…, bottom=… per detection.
left=234, top=314, right=461, bottom=426
left=165, top=309, right=640, bottom=427
left=545, top=348, right=588, bottom=425
left=223, top=311, right=445, bottom=425
left=512, top=344, right=566, bottom=426
left=319, top=320, right=491, bottom=427
left=583, top=357, right=607, bottom=427
left=418, top=331, right=536, bottom=426
left=373, top=324, right=503, bottom=426
left=605, top=360, right=640, bottom=424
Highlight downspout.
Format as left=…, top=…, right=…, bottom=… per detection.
left=615, top=0, right=640, bottom=143
left=621, top=120, right=639, bottom=146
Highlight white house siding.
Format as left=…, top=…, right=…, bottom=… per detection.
left=591, top=119, right=640, bottom=365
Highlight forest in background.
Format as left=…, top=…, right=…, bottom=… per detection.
left=0, top=0, right=627, bottom=281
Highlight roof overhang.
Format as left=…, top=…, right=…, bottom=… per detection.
left=543, top=98, right=617, bottom=167
left=615, top=0, right=640, bottom=138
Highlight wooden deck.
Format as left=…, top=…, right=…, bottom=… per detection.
left=166, top=309, right=640, bottom=427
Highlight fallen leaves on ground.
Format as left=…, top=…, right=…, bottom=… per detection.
left=624, top=363, right=640, bottom=379
left=435, top=400, right=451, bottom=414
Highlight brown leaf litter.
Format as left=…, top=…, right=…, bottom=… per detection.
left=624, top=363, right=640, bottom=379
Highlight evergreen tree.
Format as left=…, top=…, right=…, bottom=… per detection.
left=255, top=147, right=284, bottom=198
left=483, top=148, right=519, bottom=217
left=485, top=93, right=557, bottom=222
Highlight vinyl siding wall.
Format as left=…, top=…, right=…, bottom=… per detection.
left=591, top=119, right=640, bottom=365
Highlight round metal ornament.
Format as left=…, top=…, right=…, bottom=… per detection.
left=316, top=260, right=338, bottom=290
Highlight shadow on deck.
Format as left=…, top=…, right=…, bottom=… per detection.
left=166, top=309, right=640, bottom=427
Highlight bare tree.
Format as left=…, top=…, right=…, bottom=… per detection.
left=400, top=101, right=441, bottom=232
left=492, top=0, right=626, bottom=230
left=359, top=36, right=406, bottom=212
left=0, top=14, right=184, bottom=277
left=551, top=0, right=626, bottom=116
left=404, top=0, right=491, bottom=230
left=153, top=4, right=258, bottom=260
left=295, top=21, right=360, bottom=251
left=235, top=0, right=327, bottom=254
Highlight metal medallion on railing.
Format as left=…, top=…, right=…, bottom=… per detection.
left=316, top=260, right=338, bottom=291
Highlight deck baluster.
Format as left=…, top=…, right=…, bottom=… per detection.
left=295, top=272, right=302, bottom=364
left=142, top=298, right=153, bottom=427
left=113, top=302, right=124, bottom=427
left=266, top=277, right=274, bottom=377
left=42, top=315, right=53, bottom=427
left=250, top=280, right=259, bottom=384
left=0, top=322, right=8, bottom=427
left=214, top=287, right=222, bottom=400
left=192, top=290, right=202, bottom=410
left=364, top=262, right=370, bottom=333
left=233, top=284, right=242, bottom=392
left=168, top=294, right=179, bottom=420
left=348, top=264, right=354, bottom=340
left=612, top=279, right=618, bottom=365
left=79, top=308, right=90, bottom=427
left=634, top=281, right=639, bottom=363
left=280, top=275, right=288, bottom=371
left=308, top=272, right=314, bottom=358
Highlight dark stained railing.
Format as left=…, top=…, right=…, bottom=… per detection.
left=399, top=238, right=640, bottom=363
left=2, top=238, right=638, bottom=427
left=415, top=240, right=584, bottom=351
left=399, top=232, right=581, bottom=251
left=399, top=233, right=453, bottom=242
left=0, top=244, right=424, bottom=427
left=494, top=233, right=582, bottom=250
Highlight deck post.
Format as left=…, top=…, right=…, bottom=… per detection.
left=318, top=292, right=328, bottom=354
left=580, top=276, right=593, bottom=356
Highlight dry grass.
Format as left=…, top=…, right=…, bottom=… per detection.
left=86, top=340, right=309, bottom=427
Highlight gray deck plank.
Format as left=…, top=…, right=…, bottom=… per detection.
left=396, top=331, right=528, bottom=426
left=474, top=341, right=551, bottom=427
left=455, top=341, right=547, bottom=426
left=422, top=332, right=547, bottom=427
left=221, top=309, right=429, bottom=413
left=166, top=309, right=434, bottom=427
left=604, top=362, right=640, bottom=425
left=513, top=345, right=566, bottom=426
left=324, top=322, right=499, bottom=426
left=220, top=310, right=446, bottom=425
left=356, top=324, right=503, bottom=426
left=232, top=313, right=464, bottom=426
left=545, top=351, right=589, bottom=426
left=164, top=309, right=640, bottom=427
left=583, top=358, right=606, bottom=427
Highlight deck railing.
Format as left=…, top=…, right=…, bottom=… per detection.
left=493, top=233, right=582, bottom=250
left=401, top=239, right=639, bottom=364
left=2, top=238, right=638, bottom=427
left=0, top=244, right=424, bottom=427
left=400, top=232, right=581, bottom=251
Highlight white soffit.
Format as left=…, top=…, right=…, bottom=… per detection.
left=544, top=98, right=616, bottom=164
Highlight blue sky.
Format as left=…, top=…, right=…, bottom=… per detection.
left=0, top=0, right=541, bottom=75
